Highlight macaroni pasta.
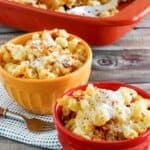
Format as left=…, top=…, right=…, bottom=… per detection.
left=58, top=85, right=150, bottom=141
left=9, top=0, right=131, bottom=17
left=0, top=29, right=87, bottom=79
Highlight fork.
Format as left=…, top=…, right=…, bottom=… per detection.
left=0, top=107, right=55, bottom=132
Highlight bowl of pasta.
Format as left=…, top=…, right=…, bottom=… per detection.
left=0, top=29, right=92, bottom=115
left=54, top=82, right=150, bottom=150
left=0, top=0, right=149, bottom=45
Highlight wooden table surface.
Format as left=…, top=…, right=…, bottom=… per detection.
left=0, top=14, right=150, bottom=150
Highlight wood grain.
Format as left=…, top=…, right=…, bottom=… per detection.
left=136, top=15, right=150, bottom=28
left=90, top=49, right=150, bottom=83
left=93, top=28, right=150, bottom=50
left=0, top=13, right=149, bottom=150
left=0, top=28, right=150, bottom=50
left=0, top=138, right=42, bottom=150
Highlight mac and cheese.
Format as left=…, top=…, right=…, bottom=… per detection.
left=58, top=85, right=150, bottom=140
left=9, top=0, right=131, bottom=17
left=0, top=29, right=87, bottom=79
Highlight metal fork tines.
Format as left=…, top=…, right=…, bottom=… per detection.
left=2, top=108, right=55, bottom=132
left=24, top=117, right=55, bottom=132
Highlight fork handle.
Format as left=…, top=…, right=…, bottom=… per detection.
left=0, top=107, right=24, bottom=122
left=0, top=107, right=4, bottom=116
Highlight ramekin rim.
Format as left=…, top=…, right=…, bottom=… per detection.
left=54, top=81, right=150, bottom=145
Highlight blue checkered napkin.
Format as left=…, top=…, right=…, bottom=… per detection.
left=0, top=83, right=62, bottom=150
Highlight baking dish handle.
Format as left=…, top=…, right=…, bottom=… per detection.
left=103, top=0, right=150, bottom=26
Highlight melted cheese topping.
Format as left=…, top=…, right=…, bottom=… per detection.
left=9, top=0, right=131, bottom=17
left=0, top=29, right=87, bottom=79
left=58, top=85, right=150, bottom=141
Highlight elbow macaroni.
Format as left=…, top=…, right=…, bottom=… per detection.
left=9, top=0, right=131, bottom=17
left=58, top=85, right=150, bottom=141
left=0, top=29, right=87, bottom=79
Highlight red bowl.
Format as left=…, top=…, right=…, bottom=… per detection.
left=0, top=0, right=149, bottom=45
left=54, top=82, right=150, bottom=150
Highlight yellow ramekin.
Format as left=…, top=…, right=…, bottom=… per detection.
left=0, top=31, right=92, bottom=115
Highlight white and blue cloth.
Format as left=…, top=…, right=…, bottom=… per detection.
left=0, top=83, right=62, bottom=150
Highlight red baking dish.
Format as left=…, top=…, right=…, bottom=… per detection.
left=0, top=0, right=149, bottom=45
left=54, top=82, right=150, bottom=150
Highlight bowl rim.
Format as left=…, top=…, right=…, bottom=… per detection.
left=0, top=30, right=92, bottom=83
left=54, top=81, right=150, bottom=146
